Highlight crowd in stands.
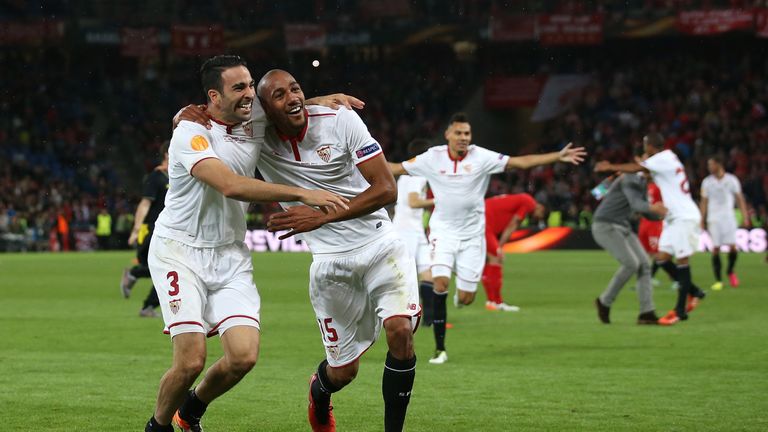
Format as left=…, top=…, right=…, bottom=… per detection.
left=2, top=4, right=767, bottom=252
left=517, top=43, right=768, bottom=228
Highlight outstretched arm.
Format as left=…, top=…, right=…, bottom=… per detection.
left=408, top=192, right=434, bottom=209
left=594, top=161, right=647, bottom=174
left=506, top=143, right=586, bottom=170
left=192, top=158, right=349, bottom=209
left=388, top=162, right=407, bottom=176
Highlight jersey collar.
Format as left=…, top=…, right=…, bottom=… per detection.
left=207, top=114, right=239, bottom=135
left=447, top=146, right=469, bottom=162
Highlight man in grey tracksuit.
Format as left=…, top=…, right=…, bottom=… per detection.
left=592, top=173, right=667, bottom=324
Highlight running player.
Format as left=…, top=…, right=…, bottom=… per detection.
left=121, top=142, right=169, bottom=318
left=700, top=155, right=750, bottom=290
left=392, top=138, right=436, bottom=325
left=389, top=113, right=586, bottom=364
left=595, top=133, right=706, bottom=326
left=482, top=193, right=543, bottom=312
left=145, top=56, right=349, bottom=432
left=256, top=70, right=420, bottom=432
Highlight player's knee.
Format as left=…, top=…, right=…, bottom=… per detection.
left=177, top=355, right=206, bottom=379
left=228, top=351, right=258, bottom=377
left=386, top=320, right=414, bottom=345
left=331, top=362, right=359, bottom=386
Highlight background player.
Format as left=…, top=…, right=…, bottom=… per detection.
left=146, top=56, right=349, bottom=432
left=482, top=193, right=543, bottom=312
left=389, top=113, right=586, bottom=364
left=700, top=155, right=750, bottom=290
left=595, top=134, right=706, bottom=326
left=638, top=177, right=679, bottom=290
left=392, top=138, right=436, bottom=325
left=591, top=170, right=668, bottom=325
left=121, top=142, right=169, bottom=318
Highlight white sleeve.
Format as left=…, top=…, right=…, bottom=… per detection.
left=336, top=108, right=382, bottom=165
left=640, top=154, right=660, bottom=173
left=730, top=175, right=742, bottom=195
left=401, top=151, right=431, bottom=177
left=700, top=178, right=710, bottom=198
left=476, top=146, right=509, bottom=174
left=171, top=122, right=220, bottom=174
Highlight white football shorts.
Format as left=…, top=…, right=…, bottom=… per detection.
left=707, top=216, right=738, bottom=247
left=148, top=236, right=261, bottom=337
left=309, top=232, right=421, bottom=368
left=397, top=228, right=432, bottom=273
left=428, top=233, right=486, bottom=292
left=659, top=219, right=701, bottom=259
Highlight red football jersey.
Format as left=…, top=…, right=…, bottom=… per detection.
left=485, top=193, right=537, bottom=235
left=647, top=182, right=662, bottom=205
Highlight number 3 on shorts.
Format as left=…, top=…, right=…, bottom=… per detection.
left=318, top=318, right=339, bottom=343
left=167, top=271, right=180, bottom=296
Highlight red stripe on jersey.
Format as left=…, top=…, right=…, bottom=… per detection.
left=355, top=152, right=383, bottom=166
left=308, top=113, right=336, bottom=117
left=190, top=157, right=218, bottom=176
left=290, top=140, right=301, bottom=161
left=207, top=315, right=260, bottom=337
left=164, top=321, right=205, bottom=335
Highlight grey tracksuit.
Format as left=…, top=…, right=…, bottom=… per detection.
left=592, top=174, right=658, bottom=313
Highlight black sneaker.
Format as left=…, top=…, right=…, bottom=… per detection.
left=173, top=410, right=203, bottom=432
left=637, top=311, right=659, bottom=325
left=595, top=298, right=610, bottom=324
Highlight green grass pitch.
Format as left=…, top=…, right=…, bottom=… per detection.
left=1, top=251, right=766, bottom=431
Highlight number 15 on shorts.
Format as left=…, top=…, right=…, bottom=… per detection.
left=317, top=318, right=338, bottom=343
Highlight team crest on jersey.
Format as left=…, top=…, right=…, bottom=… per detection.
left=326, top=345, right=340, bottom=361
left=169, top=299, right=181, bottom=314
left=463, top=164, right=473, bottom=173
left=316, top=145, right=332, bottom=163
left=243, top=122, right=254, bottom=137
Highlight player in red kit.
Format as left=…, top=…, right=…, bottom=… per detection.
left=482, top=193, right=543, bottom=311
left=638, top=181, right=663, bottom=255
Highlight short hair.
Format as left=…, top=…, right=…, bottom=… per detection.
left=644, top=133, right=664, bottom=150
left=407, top=139, right=432, bottom=158
left=709, top=155, right=724, bottom=166
left=200, top=55, right=248, bottom=101
left=449, top=112, right=470, bottom=125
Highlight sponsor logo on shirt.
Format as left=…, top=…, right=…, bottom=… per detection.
left=355, top=143, right=380, bottom=159
left=190, top=135, right=209, bottom=151
left=316, top=145, right=332, bottom=163
left=376, top=221, right=382, bottom=229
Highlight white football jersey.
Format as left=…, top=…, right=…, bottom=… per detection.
left=402, top=145, right=509, bottom=239
left=641, top=149, right=700, bottom=222
left=392, top=175, right=428, bottom=232
left=256, top=106, right=391, bottom=254
left=155, top=118, right=264, bottom=247
left=701, top=173, right=741, bottom=222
